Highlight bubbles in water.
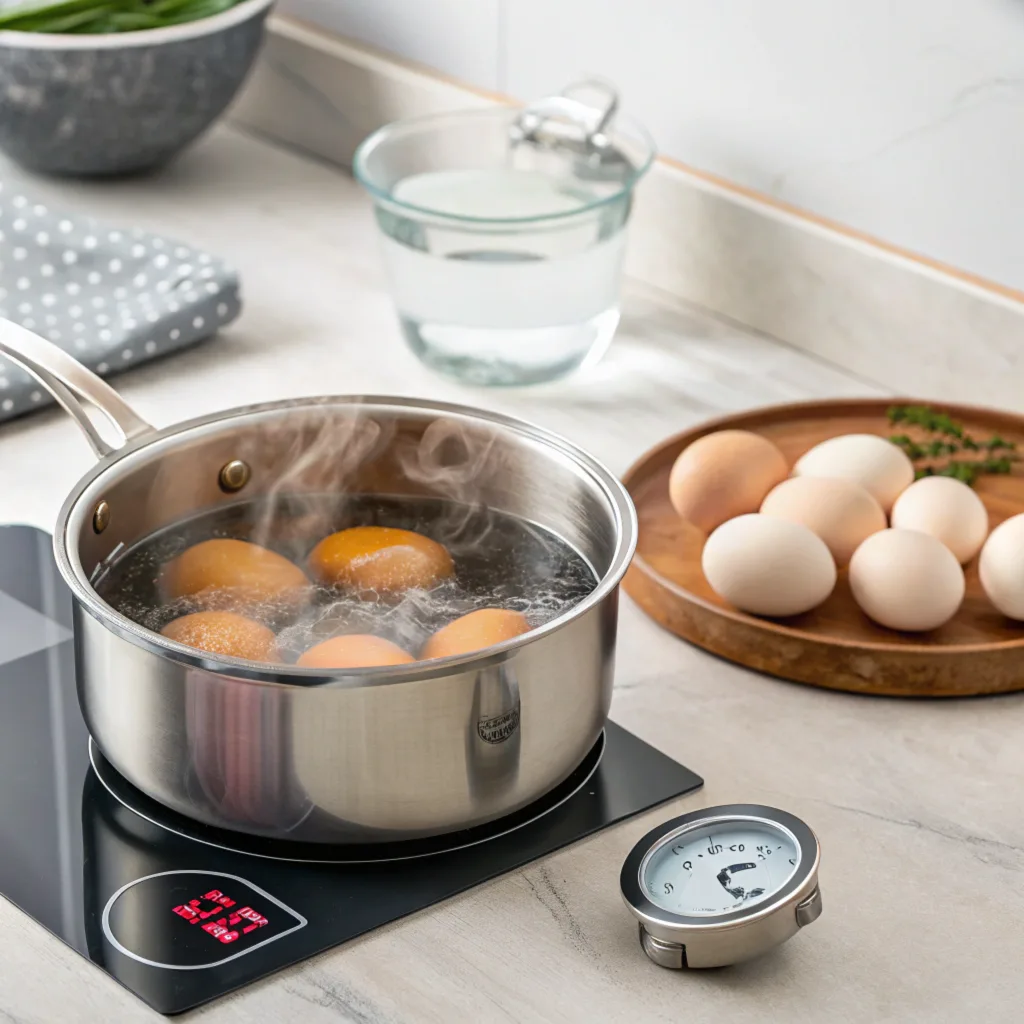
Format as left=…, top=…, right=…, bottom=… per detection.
left=95, top=495, right=598, bottom=664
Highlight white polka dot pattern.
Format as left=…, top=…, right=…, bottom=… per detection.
left=0, top=191, right=241, bottom=422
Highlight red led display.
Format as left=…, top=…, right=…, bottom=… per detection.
left=171, top=889, right=269, bottom=945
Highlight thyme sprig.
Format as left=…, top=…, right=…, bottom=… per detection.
left=886, top=405, right=1018, bottom=486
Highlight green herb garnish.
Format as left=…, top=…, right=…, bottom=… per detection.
left=886, top=404, right=1018, bottom=486
left=0, top=0, right=245, bottom=33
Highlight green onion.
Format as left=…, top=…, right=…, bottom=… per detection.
left=0, top=0, right=245, bottom=32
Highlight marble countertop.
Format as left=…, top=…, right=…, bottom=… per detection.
left=0, top=127, right=1020, bottom=1024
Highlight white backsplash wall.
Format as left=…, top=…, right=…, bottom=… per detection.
left=280, top=0, right=501, bottom=88
left=281, top=0, right=1024, bottom=293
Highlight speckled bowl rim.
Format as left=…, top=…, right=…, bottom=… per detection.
left=0, top=0, right=273, bottom=49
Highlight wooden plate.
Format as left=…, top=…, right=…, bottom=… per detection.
left=622, top=398, right=1024, bottom=697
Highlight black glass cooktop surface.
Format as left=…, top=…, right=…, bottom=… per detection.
left=0, top=525, right=703, bottom=1015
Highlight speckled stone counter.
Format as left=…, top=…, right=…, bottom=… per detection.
left=0, top=126, right=1020, bottom=1024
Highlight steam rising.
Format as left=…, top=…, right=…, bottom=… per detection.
left=98, top=410, right=597, bottom=663
left=247, top=405, right=393, bottom=554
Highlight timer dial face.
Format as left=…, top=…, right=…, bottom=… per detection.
left=642, top=820, right=799, bottom=917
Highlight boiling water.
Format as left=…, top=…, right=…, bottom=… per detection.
left=95, top=495, right=599, bottom=664
left=378, top=168, right=628, bottom=386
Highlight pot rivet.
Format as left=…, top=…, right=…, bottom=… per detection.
left=219, top=459, right=251, bottom=493
left=92, top=501, right=110, bottom=534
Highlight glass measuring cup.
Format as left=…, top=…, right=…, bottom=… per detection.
left=354, top=82, right=656, bottom=386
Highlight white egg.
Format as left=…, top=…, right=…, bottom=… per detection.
left=979, top=513, right=1024, bottom=619
left=890, top=476, right=989, bottom=563
left=793, top=434, right=914, bottom=512
left=849, top=529, right=965, bottom=631
left=701, top=514, right=837, bottom=617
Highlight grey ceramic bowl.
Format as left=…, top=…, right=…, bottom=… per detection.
left=0, top=0, right=274, bottom=177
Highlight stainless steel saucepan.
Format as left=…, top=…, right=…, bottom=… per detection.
left=0, top=321, right=636, bottom=844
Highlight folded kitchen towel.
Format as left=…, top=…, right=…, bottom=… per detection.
left=0, top=182, right=241, bottom=423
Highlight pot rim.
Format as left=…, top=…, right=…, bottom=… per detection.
left=56, top=393, right=637, bottom=688
left=0, top=0, right=273, bottom=50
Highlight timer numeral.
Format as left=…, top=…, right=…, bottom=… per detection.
left=789, top=858, right=796, bottom=866
left=201, top=920, right=240, bottom=944
left=663, top=882, right=674, bottom=895
left=203, top=889, right=237, bottom=909
left=682, top=860, right=692, bottom=871
left=235, top=907, right=269, bottom=934
left=173, top=891, right=269, bottom=940
left=728, top=844, right=745, bottom=852
left=707, top=842, right=723, bottom=855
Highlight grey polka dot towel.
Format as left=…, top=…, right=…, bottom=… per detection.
left=0, top=182, right=241, bottom=422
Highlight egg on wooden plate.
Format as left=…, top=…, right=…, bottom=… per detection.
left=422, top=608, right=532, bottom=660
left=979, top=514, right=1024, bottom=619
left=760, top=476, right=886, bottom=567
left=890, top=476, right=989, bottom=564
left=309, top=526, right=454, bottom=596
left=668, top=430, right=789, bottom=533
left=161, top=610, right=280, bottom=663
left=296, top=634, right=415, bottom=669
left=161, top=538, right=310, bottom=612
left=848, top=529, right=965, bottom=631
left=701, top=514, right=837, bottom=617
left=793, top=434, right=914, bottom=513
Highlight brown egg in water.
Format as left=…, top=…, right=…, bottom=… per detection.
left=161, top=538, right=310, bottom=613
left=296, top=634, right=416, bottom=669
left=422, top=608, right=531, bottom=660
left=308, top=526, right=454, bottom=597
left=161, top=611, right=280, bottom=663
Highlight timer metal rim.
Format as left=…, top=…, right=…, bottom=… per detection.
left=620, top=804, right=820, bottom=935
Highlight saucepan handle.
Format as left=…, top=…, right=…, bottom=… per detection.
left=0, top=319, right=155, bottom=459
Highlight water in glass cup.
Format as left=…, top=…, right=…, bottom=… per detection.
left=355, top=94, right=654, bottom=386
left=377, top=168, right=628, bottom=386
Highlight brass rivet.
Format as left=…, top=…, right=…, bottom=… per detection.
left=93, top=501, right=110, bottom=534
left=219, top=459, right=251, bottom=493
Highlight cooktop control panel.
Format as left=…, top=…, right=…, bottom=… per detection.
left=102, top=871, right=307, bottom=970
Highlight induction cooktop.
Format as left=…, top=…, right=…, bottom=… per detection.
left=0, top=524, right=703, bottom=1015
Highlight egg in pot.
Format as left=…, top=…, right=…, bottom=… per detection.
left=668, top=430, right=789, bottom=533
left=161, top=610, right=279, bottom=662
left=979, top=514, right=1024, bottom=619
left=890, top=476, right=989, bottom=564
left=760, top=476, right=886, bottom=567
left=309, top=526, right=454, bottom=596
left=700, top=514, right=836, bottom=617
left=296, top=634, right=415, bottom=668
left=422, top=608, right=531, bottom=660
left=793, top=434, right=914, bottom=513
left=161, top=538, right=310, bottom=612
left=848, top=529, right=964, bottom=631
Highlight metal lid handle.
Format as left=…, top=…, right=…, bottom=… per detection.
left=0, top=319, right=154, bottom=459
left=510, top=78, right=621, bottom=153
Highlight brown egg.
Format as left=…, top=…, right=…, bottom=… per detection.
left=161, top=611, right=279, bottom=663
left=668, top=430, right=788, bottom=534
left=308, top=526, right=454, bottom=596
left=760, top=476, right=886, bottom=568
left=296, top=634, right=416, bottom=669
left=161, top=538, right=310, bottom=612
left=422, top=608, right=531, bottom=660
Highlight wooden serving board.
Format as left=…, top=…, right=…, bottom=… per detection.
left=622, top=398, right=1024, bottom=697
